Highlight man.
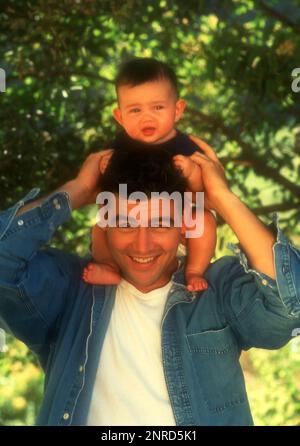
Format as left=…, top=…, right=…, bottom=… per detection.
left=0, top=136, right=299, bottom=426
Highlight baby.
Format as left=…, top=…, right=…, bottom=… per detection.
left=82, top=57, right=216, bottom=291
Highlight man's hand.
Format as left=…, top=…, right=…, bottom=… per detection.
left=17, top=149, right=114, bottom=216
left=173, top=136, right=227, bottom=207
left=188, top=135, right=228, bottom=209
left=99, top=150, right=114, bottom=175
left=173, top=153, right=204, bottom=193
left=75, top=149, right=114, bottom=205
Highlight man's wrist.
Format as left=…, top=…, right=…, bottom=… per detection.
left=58, top=179, right=92, bottom=210
left=209, top=189, right=238, bottom=217
left=16, top=179, right=93, bottom=217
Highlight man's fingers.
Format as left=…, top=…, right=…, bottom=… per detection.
left=88, top=149, right=113, bottom=160
left=98, top=149, right=114, bottom=170
left=99, top=154, right=113, bottom=174
left=189, top=151, right=209, bottom=166
left=189, top=135, right=219, bottom=162
left=100, top=153, right=113, bottom=163
left=190, top=152, right=226, bottom=176
left=190, top=142, right=225, bottom=172
left=99, top=148, right=114, bottom=158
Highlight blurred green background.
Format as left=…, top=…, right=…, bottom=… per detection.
left=1, top=0, right=300, bottom=426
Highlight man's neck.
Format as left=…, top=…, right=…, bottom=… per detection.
left=121, top=258, right=179, bottom=294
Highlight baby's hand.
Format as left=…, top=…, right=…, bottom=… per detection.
left=99, top=149, right=114, bottom=175
left=173, top=154, right=195, bottom=177
left=173, top=154, right=203, bottom=192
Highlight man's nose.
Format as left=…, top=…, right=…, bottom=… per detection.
left=133, top=227, right=155, bottom=254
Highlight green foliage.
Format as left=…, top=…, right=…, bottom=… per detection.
left=1, top=0, right=300, bottom=426
left=0, top=335, right=44, bottom=426
left=243, top=342, right=300, bottom=426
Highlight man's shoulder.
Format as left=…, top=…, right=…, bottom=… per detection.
left=39, top=247, right=91, bottom=277
left=206, top=255, right=243, bottom=283
left=210, top=255, right=240, bottom=268
left=176, top=255, right=242, bottom=288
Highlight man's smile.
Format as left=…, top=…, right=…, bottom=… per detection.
left=128, top=254, right=160, bottom=269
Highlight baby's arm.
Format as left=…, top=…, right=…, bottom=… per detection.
left=173, top=154, right=217, bottom=290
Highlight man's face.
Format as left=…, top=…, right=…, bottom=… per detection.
left=104, top=197, right=183, bottom=293
left=113, top=79, right=186, bottom=144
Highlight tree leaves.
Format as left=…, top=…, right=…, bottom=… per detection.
left=1, top=0, right=299, bottom=226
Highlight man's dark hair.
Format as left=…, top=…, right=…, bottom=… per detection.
left=115, top=57, right=179, bottom=98
left=100, top=147, right=187, bottom=199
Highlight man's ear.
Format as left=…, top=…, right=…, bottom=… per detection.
left=113, top=107, right=123, bottom=126
left=174, top=99, right=186, bottom=123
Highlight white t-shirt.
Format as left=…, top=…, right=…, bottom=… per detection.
left=87, top=278, right=176, bottom=426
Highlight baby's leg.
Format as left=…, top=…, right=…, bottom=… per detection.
left=184, top=209, right=217, bottom=292
left=82, top=225, right=121, bottom=285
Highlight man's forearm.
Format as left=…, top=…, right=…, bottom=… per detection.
left=213, top=190, right=276, bottom=279
left=186, top=136, right=276, bottom=279
left=16, top=151, right=110, bottom=216
left=17, top=180, right=90, bottom=216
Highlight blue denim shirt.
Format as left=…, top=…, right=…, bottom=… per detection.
left=0, top=189, right=300, bottom=426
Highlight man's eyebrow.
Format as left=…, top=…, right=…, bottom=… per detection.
left=115, top=214, right=129, bottom=221
left=114, top=215, right=176, bottom=226
left=115, top=215, right=137, bottom=225
left=152, top=216, right=175, bottom=226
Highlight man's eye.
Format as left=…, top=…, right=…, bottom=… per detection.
left=151, top=220, right=174, bottom=229
left=117, top=218, right=138, bottom=228
left=118, top=219, right=130, bottom=227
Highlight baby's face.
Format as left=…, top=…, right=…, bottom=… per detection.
left=113, top=79, right=186, bottom=144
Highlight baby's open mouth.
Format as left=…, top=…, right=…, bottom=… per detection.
left=142, top=127, right=156, bottom=136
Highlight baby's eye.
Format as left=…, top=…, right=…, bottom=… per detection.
left=130, top=108, right=140, bottom=113
left=154, top=105, right=164, bottom=110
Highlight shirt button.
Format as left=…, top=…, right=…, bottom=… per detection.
left=234, top=247, right=240, bottom=254
left=63, top=412, right=70, bottom=420
left=261, top=279, right=268, bottom=286
left=53, top=198, right=61, bottom=209
left=282, top=265, right=287, bottom=275
left=17, top=220, right=24, bottom=226
left=79, top=365, right=84, bottom=373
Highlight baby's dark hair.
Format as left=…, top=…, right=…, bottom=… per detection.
left=99, top=147, right=187, bottom=199
left=115, top=57, right=179, bottom=98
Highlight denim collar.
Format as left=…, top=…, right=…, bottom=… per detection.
left=171, top=256, right=187, bottom=286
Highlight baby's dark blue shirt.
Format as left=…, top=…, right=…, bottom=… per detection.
left=111, top=129, right=202, bottom=156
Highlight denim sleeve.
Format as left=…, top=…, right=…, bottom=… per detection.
left=224, top=214, right=300, bottom=350
left=0, top=189, right=78, bottom=350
